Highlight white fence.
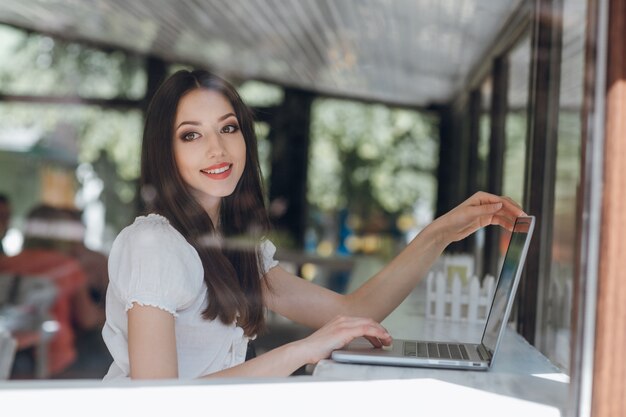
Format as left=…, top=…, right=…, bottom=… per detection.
left=425, top=271, right=496, bottom=322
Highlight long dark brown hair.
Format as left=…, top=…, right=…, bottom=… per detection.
left=141, top=69, right=271, bottom=336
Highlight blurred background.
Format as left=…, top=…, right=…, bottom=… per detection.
left=0, top=0, right=587, bottom=381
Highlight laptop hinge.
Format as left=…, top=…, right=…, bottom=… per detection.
left=477, top=344, right=493, bottom=362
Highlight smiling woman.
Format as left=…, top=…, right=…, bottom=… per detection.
left=98, top=69, right=523, bottom=381
left=0, top=0, right=616, bottom=414
left=172, top=89, right=247, bottom=223
left=104, top=70, right=275, bottom=379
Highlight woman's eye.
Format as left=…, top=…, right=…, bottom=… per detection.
left=221, top=124, right=239, bottom=134
left=182, top=132, right=200, bottom=141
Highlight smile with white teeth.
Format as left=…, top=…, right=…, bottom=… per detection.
left=202, top=164, right=231, bottom=174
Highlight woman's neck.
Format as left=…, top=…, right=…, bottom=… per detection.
left=205, top=203, right=220, bottom=230
left=192, top=193, right=221, bottom=229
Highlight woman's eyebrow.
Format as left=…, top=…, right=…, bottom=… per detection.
left=218, top=112, right=236, bottom=122
left=175, top=120, right=200, bottom=130
left=175, top=113, right=236, bottom=130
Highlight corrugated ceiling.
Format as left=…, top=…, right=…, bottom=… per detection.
left=0, top=0, right=525, bottom=107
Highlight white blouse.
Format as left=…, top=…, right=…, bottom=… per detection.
left=101, top=214, right=279, bottom=380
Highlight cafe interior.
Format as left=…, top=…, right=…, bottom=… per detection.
left=0, top=1, right=624, bottom=416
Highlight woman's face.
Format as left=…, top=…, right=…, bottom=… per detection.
left=173, top=88, right=246, bottom=217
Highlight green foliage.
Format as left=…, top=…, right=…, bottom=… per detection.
left=238, top=80, right=284, bottom=107
left=308, top=98, right=438, bottom=217
left=0, top=25, right=145, bottom=98
left=0, top=103, right=142, bottom=180
left=503, top=112, right=527, bottom=204
left=0, top=24, right=145, bottom=184
left=0, top=24, right=145, bottom=238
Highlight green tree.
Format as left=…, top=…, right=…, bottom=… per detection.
left=308, top=98, right=438, bottom=229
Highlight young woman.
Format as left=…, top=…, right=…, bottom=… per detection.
left=101, top=69, right=525, bottom=380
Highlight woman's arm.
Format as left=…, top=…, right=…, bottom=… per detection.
left=264, top=192, right=525, bottom=328
left=205, top=315, right=391, bottom=378
left=127, top=192, right=523, bottom=379
left=127, top=304, right=391, bottom=379
left=128, top=304, right=178, bottom=379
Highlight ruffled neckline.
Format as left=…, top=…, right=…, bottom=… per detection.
left=134, top=213, right=169, bottom=225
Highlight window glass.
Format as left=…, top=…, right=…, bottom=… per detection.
left=473, top=77, right=493, bottom=278
left=503, top=35, right=531, bottom=206
left=542, top=0, right=587, bottom=373
left=479, top=78, right=492, bottom=193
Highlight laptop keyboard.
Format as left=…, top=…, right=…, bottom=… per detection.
left=403, top=341, right=470, bottom=360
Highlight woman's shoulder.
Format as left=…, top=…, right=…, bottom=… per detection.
left=127, top=213, right=173, bottom=231
left=108, top=213, right=204, bottom=310
left=112, top=213, right=193, bottom=257
left=118, top=213, right=180, bottom=240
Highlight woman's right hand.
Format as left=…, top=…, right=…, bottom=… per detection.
left=296, top=315, right=392, bottom=364
left=430, top=191, right=526, bottom=246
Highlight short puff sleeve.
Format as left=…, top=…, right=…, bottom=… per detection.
left=259, top=239, right=279, bottom=275
left=108, top=215, right=203, bottom=317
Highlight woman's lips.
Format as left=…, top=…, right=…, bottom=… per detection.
left=200, top=163, right=232, bottom=180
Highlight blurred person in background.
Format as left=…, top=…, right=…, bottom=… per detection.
left=54, top=207, right=111, bottom=378
left=0, top=204, right=104, bottom=378
left=55, top=208, right=109, bottom=311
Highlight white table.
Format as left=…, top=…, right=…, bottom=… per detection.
left=0, top=318, right=569, bottom=417
left=0, top=268, right=569, bottom=416
left=312, top=287, right=570, bottom=416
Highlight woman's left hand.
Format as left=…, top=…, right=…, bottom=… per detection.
left=433, top=191, right=526, bottom=246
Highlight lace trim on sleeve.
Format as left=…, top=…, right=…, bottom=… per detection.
left=125, top=299, right=179, bottom=318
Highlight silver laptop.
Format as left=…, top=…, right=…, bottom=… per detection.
left=331, top=216, right=535, bottom=371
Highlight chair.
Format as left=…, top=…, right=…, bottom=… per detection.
left=0, top=328, right=17, bottom=379
left=0, top=274, right=58, bottom=378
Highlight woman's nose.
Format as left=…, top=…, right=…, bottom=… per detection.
left=205, top=132, right=226, bottom=158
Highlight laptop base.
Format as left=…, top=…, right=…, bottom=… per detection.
left=332, top=339, right=490, bottom=371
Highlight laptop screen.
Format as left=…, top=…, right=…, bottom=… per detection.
left=481, top=216, right=535, bottom=354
